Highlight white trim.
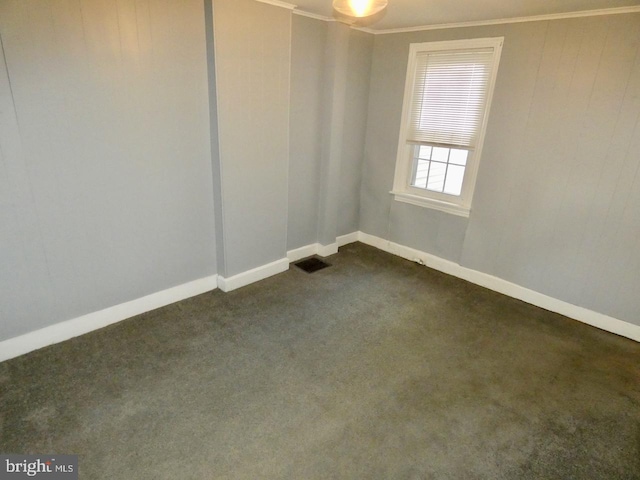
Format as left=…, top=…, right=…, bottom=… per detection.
left=362, top=6, right=640, bottom=34
left=254, top=0, right=296, bottom=10
left=317, top=243, right=339, bottom=257
left=0, top=231, right=364, bottom=362
left=319, top=232, right=360, bottom=256
left=392, top=37, right=503, bottom=216
left=351, top=26, right=376, bottom=34
left=0, top=275, right=219, bottom=363
left=294, top=3, right=640, bottom=31
left=5, top=229, right=635, bottom=364
left=357, top=231, right=389, bottom=251
left=218, top=258, right=289, bottom=292
left=391, top=191, right=470, bottom=217
left=286, top=232, right=360, bottom=262
left=337, top=231, right=359, bottom=247
left=292, top=9, right=335, bottom=22
left=357, top=231, right=640, bottom=343
left=287, top=244, right=319, bottom=262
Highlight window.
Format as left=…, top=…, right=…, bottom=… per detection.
left=392, top=38, right=503, bottom=217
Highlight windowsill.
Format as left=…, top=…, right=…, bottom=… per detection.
left=390, top=190, right=470, bottom=217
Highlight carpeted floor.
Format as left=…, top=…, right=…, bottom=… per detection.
left=1, top=242, right=639, bottom=479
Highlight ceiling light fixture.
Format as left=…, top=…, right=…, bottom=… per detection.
left=332, top=0, right=388, bottom=18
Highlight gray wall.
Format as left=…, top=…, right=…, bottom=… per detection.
left=204, top=0, right=226, bottom=276
left=213, top=0, right=290, bottom=276
left=0, top=0, right=216, bottom=342
left=338, top=29, right=373, bottom=237
left=288, top=16, right=372, bottom=250
left=288, top=16, right=327, bottom=250
left=360, top=13, right=640, bottom=326
left=316, top=22, right=351, bottom=247
left=4, top=2, right=637, bottom=345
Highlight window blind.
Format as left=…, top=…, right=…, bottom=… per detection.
left=407, top=48, right=494, bottom=148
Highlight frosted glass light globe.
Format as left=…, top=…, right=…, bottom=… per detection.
left=333, top=0, right=388, bottom=18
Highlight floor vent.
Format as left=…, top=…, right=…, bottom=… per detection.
left=294, top=257, right=331, bottom=274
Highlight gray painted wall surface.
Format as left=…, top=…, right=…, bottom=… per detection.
left=213, top=0, right=291, bottom=276
left=338, top=29, right=373, bottom=237
left=0, top=0, right=216, bottom=342
left=204, top=0, right=226, bottom=276
left=288, top=18, right=372, bottom=249
left=361, top=13, right=640, bottom=326
left=316, top=22, right=351, bottom=247
left=3, top=3, right=638, bottom=345
left=288, top=16, right=327, bottom=250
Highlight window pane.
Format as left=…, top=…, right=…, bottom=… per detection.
left=432, top=147, right=449, bottom=162
left=449, top=149, right=468, bottom=166
left=427, top=162, right=446, bottom=192
left=444, top=164, right=465, bottom=196
left=413, top=159, right=429, bottom=188
left=418, top=145, right=432, bottom=159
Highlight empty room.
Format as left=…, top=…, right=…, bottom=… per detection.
left=1, top=0, right=639, bottom=478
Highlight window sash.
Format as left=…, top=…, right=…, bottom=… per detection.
left=410, top=144, right=470, bottom=197
left=407, top=48, right=494, bottom=149
left=392, top=37, right=503, bottom=217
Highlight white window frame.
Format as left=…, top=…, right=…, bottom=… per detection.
left=391, top=37, right=503, bottom=217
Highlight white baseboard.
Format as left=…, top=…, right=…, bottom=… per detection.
left=357, top=231, right=390, bottom=251
left=0, top=275, right=219, bottom=363
left=7, top=228, right=630, bottom=363
left=357, top=231, right=640, bottom=343
left=286, top=232, right=359, bottom=262
left=0, top=234, right=363, bottom=362
left=337, top=232, right=359, bottom=247
left=317, top=243, right=339, bottom=257
left=218, top=258, right=289, bottom=292
left=287, top=244, right=319, bottom=262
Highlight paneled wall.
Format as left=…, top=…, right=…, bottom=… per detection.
left=361, top=13, right=640, bottom=326
left=338, top=29, right=373, bottom=237
left=288, top=15, right=327, bottom=250
left=288, top=15, right=373, bottom=251
left=213, top=0, right=291, bottom=276
left=0, top=0, right=216, bottom=341
left=3, top=1, right=638, bottom=345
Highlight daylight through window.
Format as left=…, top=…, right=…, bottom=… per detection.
left=392, top=38, right=503, bottom=216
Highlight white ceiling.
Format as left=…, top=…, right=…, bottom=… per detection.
left=292, top=0, right=640, bottom=30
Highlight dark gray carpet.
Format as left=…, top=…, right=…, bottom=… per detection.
left=1, top=242, right=639, bottom=479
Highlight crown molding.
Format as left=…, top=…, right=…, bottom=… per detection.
left=255, top=0, right=297, bottom=10
left=366, top=5, right=640, bottom=35
left=292, top=9, right=336, bottom=21
left=255, top=3, right=639, bottom=34
left=351, top=26, right=376, bottom=34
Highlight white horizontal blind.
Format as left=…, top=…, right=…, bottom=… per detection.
left=408, top=48, right=494, bottom=148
